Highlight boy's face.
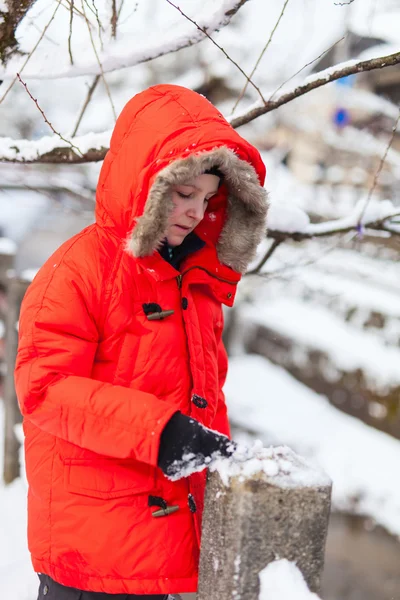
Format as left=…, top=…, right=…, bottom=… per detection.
left=166, top=173, right=220, bottom=247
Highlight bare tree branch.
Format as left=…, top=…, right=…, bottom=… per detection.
left=165, top=0, right=266, bottom=106
left=3, top=48, right=400, bottom=164
left=85, top=0, right=104, bottom=50
left=16, top=73, right=83, bottom=157
left=0, top=0, right=37, bottom=66
left=81, top=0, right=116, bottom=121
left=357, top=106, right=400, bottom=225
left=0, top=0, right=63, bottom=104
left=68, top=0, right=74, bottom=65
left=268, top=36, right=345, bottom=103
left=111, top=0, right=117, bottom=39
left=246, top=239, right=283, bottom=275
left=230, top=50, right=400, bottom=128
left=232, top=0, right=290, bottom=112
left=71, top=74, right=100, bottom=137
left=117, top=0, right=127, bottom=20
left=0, top=0, right=249, bottom=79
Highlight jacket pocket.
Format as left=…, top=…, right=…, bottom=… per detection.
left=63, top=457, right=155, bottom=500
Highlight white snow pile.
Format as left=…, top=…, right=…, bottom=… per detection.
left=259, top=559, right=320, bottom=600
left=226, top=354, right=400, bottom=537
left=211, top=442, right=330, bottom=489
left=0, top=237, right=17, bottom=255
left=239, top=297, right=400, bottom=393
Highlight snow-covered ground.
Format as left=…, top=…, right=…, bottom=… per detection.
left=226, top=354, right=400, bottom=538
left=259, top=559, right=320, bottom=600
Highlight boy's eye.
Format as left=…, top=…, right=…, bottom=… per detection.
left=177, top=191, right=192, bottom=199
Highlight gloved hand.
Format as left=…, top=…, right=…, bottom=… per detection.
left=157, top=412, right=236, bottom=479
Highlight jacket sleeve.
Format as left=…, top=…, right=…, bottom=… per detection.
left=15, top=254, right=178, bottom=466
left=210, top=311, right=231, bottom=438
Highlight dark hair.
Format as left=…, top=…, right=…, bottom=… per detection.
left=204, top=166, right=224, bottom=180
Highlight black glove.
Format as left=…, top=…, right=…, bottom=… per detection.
left=157, top=412, right=236, bottom=479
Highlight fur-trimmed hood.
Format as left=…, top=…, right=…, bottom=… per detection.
left=96, top=85, right=268, bottom=274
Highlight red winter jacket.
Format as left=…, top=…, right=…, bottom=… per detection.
left=15, top=84, right=267, bottom=595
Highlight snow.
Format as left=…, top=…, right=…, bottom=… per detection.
left=0, top=0, right=245, bottom=80
left=20, top=269, right=38, bottom=283
left=267, top=197, right=399, bottom=237
left=241, top=297, right=400, bottom=392
left=0, top=130, right=112, bottom=163
left=268, top=201, right=310, bottom=233
left=0, top=404, right=38, bottom=600
left=0, top=238, right=17, bottom=255
left=350, top=0, right=400, bottom=46
left=259, top=559, right=320, bottom=600
left=226, top=354, right=400, bottom=537
left=211, top=443, right=330, bottom=489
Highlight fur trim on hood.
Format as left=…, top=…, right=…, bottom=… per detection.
left=128, top=147, right=268, bottom=274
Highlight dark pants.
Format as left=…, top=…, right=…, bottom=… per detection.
left=38, top=574, right=169, bottom=600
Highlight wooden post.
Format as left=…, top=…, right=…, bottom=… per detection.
left=198, top=448, right=332, bottom=600
left=3, top=276, right=30, bottom=483
left=0, top=240, right=30, bottom=484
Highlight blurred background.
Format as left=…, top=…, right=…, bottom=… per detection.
left=1, top=1, right=400, bottom=598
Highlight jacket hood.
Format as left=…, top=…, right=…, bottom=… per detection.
left=96, top=84, right=268, bottom=273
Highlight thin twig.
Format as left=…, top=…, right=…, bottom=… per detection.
left=250, top=232, right=357, bottom=280
left=232, top=0, right=290, bottom=112
left=60, top=0, right=86, bottom=19
left=165, top=0, right=267, bottom=106
left=81, top=0, right=116, bottom=121
left=111, top=0, right=117, bottom=39
left=246, top=239, right=282, bottom=275
left=268, top=36, right=345, bottom=102
left=88, top=0, right=104, bottom=49
left=68, top=0, right=74, bottom=65
left=334, top=0, right=355, bottom=5
left=357, top=106, right=400, bottom=227
left=117, top=0, right=127, bottom=20
left=230, top=50, right=400, bottom=128
left=0, top=0, right=63, bottom=104
left=16, top=73, right=83, bottom=156
left=71, top=74, right=100, bottom=137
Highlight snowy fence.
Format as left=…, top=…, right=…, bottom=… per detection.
left=198, top=447, right=332, bottom=600
left=0, top=247, right=29, bottom=484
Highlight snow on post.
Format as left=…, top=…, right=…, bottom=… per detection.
left=198, top=445, right=331, bottom=600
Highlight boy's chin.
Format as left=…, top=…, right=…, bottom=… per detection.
left=166, top=232, right=187, bottom=247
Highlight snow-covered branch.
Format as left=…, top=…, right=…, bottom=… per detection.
left=0, top=0, right=36, bottom=65
left=248, top=199, right=400, bottom=274
left=230, top=50, right=400, bottom=128
left=0, top=0, right=249, bottom=80
left=268, top=200, right=400, bottom=242
left=0, top=129, right=111, bottom=163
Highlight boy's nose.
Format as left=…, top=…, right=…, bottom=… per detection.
left=188, top=200, right=205, bottom=220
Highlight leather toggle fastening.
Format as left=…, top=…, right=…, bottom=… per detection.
left=142, top=303, right=174, bottom=321
left=148, top=495, right=179, bottom=518
left=151, top=506, right=180, bottom=518
left=146, top=310, right=174, bottom=321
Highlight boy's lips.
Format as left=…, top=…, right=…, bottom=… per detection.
left=174, top=224, right=192, bottom=231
